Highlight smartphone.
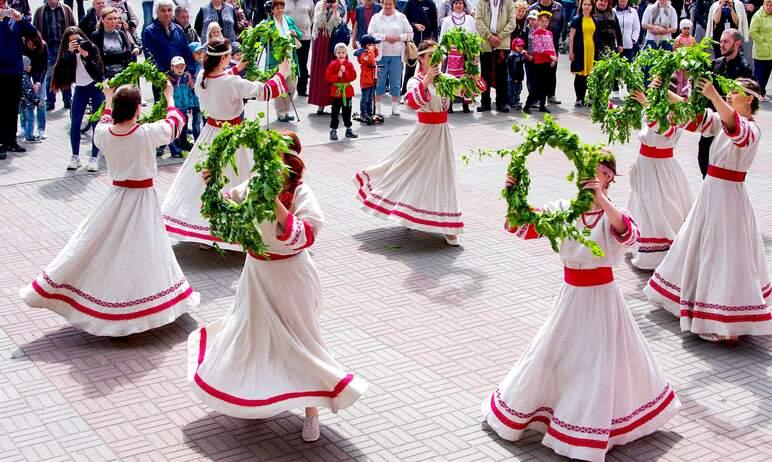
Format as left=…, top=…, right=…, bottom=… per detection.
left=0, top=9, right=13, bottom=18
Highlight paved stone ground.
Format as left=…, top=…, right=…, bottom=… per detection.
left=2, top=3, right=772, bottom=460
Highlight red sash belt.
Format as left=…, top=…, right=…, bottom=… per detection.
left=112, top=178, right=154, bottom=188
left=207, top=116, right=243, bottom=128
left=564, top=267, right=614, bottom=287
left=707, top=165, right=746, bottom=182
left=417, top=112, right=448, bottom=124
left=248, top=251, right=299, bottom=261
left=639, top=145, right=673, bottom=158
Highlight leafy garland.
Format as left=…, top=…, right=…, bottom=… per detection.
left=429, top=28, right=483, bottom=98
left=88, top=61, right=169, bottom=124
left=240, top=21, right=296, bottom=82
left=467, top=116, right=610, bottom=256
left=194, top=118, right=290, bottom=255
left=636, top=39, right=742, bottom=129
left=587, top=39, right=742, bottom=141
left=586, top=51, right=645, bottom=144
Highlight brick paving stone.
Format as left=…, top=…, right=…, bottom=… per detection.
left=1, top=1, right=771, bottom=460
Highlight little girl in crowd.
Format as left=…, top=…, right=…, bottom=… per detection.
left=673, top=19, right=697, bottom=97
left=523, top=12, right=557, bottom=114
left=326, top=42, right=358, bottom=140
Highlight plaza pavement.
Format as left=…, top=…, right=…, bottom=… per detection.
left=1, top=4, right=771, bottom=459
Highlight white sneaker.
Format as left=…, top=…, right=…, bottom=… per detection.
left=445, top=235, right=461, bottom=246
left=66, top=156, right=81, bottom=170
left=86, top=156, right=99, bottom=172
left=38, top=130, right=47, bottom=139
left=301, top=415, right=320, bottom=442
left=391, top=106, right=400, bottom=117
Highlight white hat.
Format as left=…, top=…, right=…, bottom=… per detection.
left=171, top=56, right=186, bottom=66
left=679, top=18, right=693, bottom=30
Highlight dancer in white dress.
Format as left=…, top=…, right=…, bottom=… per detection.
left=627, top=90, right=693, bottom=270
left=483, top=158, right=680, bottom=462
left=188, top=132, right=367, bottom=442
left=162, top=39, right=289, bottom=250
left=353, top=40, right=483, bottom=246
left=20, top=83, right=200, bottom=337
left=644, top=77, right=772, bottom=341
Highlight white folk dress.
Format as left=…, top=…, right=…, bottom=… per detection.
left=353, top=73, right=479, bottom=235
left=20, top=108, right=200, bottom=337
left=483, top=200, right=680, bottom=462
left=644, top=110, right=772, bottom=336
left=161, top=70, right=287, bottom=250
left=627, top=119, right=693, bottom=269
left=188, top=180, right=367, bottom=418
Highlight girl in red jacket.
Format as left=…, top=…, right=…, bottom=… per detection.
left=325, top=43, right=358, bottom=141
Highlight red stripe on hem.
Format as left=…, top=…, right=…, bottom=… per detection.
left=358, top=188, right=464, bottom=228
left=680, top=310, right=772, bottom=323
left=194, top=327, right=355, bottom=406
left=31, top=280, right=193, bottom=321
left=165, top=224, right=224, bottom=243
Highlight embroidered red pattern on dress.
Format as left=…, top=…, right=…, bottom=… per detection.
left=40, top=272, right=188, bottom=308
left=494, top=384, right=673, bottom=435
left=358, top=172, right=463, bottom=217
left=651, top=272, right=772, bottom=311
left=163, top=215, right=212, bottom=232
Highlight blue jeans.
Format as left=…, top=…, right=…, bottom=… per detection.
left=46, top=48, right=71, bottom=108
left=360, top=87, right=375, bottom=116
left=70, top=82, right=103, bottom=158
left=561, top=3, right=576, bottom=41
left=142, top=1, right=154, bottom=30
left=644, top=40, right=673, bottom=51
left=35, top=82, right=46, bottom=132
left=190, top=107, right=201, bottom=140
left=508, top=79, right=522, bottom=107
left=20, top=107, right=35, bottom=139
left=754, top=59, right=772, bottom=97
left=376, top=56, right=402, bottom=98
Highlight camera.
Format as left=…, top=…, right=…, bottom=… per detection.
left=76, top=38, right=95, bottom=54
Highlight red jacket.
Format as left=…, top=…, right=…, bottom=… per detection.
left=357, top=48, right=379, bottom=89
left=325, top=59, right=357, bottom=99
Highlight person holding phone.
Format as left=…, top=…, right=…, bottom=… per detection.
left=706, top=0, right=749, bottom=56
left=0, top=1, right=36, bottom=159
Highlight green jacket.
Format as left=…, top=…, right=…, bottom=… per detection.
left=262, top=16, right=302, bottom=73
left=475, top=0, right=517, bottom=52
left=749, top=11, right=772, bottom=61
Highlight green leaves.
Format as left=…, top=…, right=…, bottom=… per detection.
left=195, top=117, right=290, bottom=255
left=586, top=51, right=645, bottom=144
left=431, top=28, right=483, bottom=99
left=240, top=21, right=296, bottom=82
left=474, top=116, right=609, bottom=256
left=88, top=61, right=169, bottom=124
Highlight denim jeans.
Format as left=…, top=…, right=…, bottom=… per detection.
left=508, top=79, right=522, bottom=107
left=46, top=48, right=71, bottom=108
left=360, top=87, right=375, bottom=116
left=20, top=107, right=35, bottom=139
left=376, top=56, right=402, bottom=98
left=35, top=82, right=46, bottom=132
left=190, top=107, right=202, bottom=140
left=142, top=1, right=154, bottom=30
left=754, top=59, right=772, bottom=97
left=561, top=3, right=576, bottom=41
left=70, top=82, right=103, bottom=158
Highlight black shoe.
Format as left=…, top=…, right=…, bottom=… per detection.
left=476, top=105, right=491, bottom=112
left=0, top=145, right=7, bottom=159
left=462, top=103, right=470, bottom=113
left=522, top=107, right=532, bottom=114
left=297, top=91, right=308, bottom=97
left=448, top=105, right=454, bottom=113
left=277, top=115, right=290, bottom=122
left=539, top=106, right=550, bottom=113
left=63, top=101, right=71, bottom=110
left=330, top=130, right=338, bottom=141
left=156, top=147, right=165, bottom=157
left=171, top=152, right=184, bottom=158
left=46, top=104, right=55, bottom=112
left=345, top=128, right=358, bottom=138
left=6, top=143, right=26, bottom=153
left=496, top=106, right=510, bottom=113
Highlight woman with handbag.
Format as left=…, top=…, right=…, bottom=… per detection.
left=367, top=0, right=413, bottom=120
left=308, top=0, right=346, bottom=115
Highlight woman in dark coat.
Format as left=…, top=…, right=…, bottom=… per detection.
left=568, top=0, right=599, bottom=106
left=91, top=7, right=140, bottom=79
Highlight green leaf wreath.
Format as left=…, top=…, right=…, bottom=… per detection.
left=467, top=116, right=611, bottom=257
left=88, top=61, right=169, bottom=124
left=194, top=118, right=290, bottom=255
left=240, top=21, right=296, bottom=82
left=586, top=51, right=645, bottom=144
left=429, top=28, right=484, bottom=99
left=636, top=39, right=742, bottom=130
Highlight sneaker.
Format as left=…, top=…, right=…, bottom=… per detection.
left=496, top=106, right=510, bottom=113
left=301, top=415, right=320, bottom=442
left=25, top=137, right=42, bottom=144
left=539, top=106, right=551, bottom=113
left=63, top=101, right=71, bottom=110
left=67, top=156, right=81, bottom=170
left=548, top=96, right=562, bottom=105
left=445, top=235, right=461, bottom=246
left=86, top=157, right=99, bottom=172
left=345, top=128, right=358, bottom=139
left=277, top=115, right=290, bottom=123
left=476, top=105, right=491, bottom=112
left=6, top=143, right=26, bottom=153
left=373, top=114, right=384, bottom=125
left=522, top=107, right=531, bottom=114
left=330, top=129, right=338, bottom=141
left=575, top=101, right=584, bottom=108
left=510, top=103, right=522, bottom=110
left=391, top=106, right=400, bottom=117
left=38, top=131, right=47, bottom=140
left=0, top=145, right=6, bottom=160
left=462, top=103, right=470, bottom=113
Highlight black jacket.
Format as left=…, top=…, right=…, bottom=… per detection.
left=92, top=28, right=135, bottom=79
left=593, top=9, right=622, bottom=55
left=569, top=15, right=600, bottom=74
left=24, top=42, right=49, bottom=85
left=78, top=8, right=98, bottom=37
left=403, top=0, right=438, bottom=43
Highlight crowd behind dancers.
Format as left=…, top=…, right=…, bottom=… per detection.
left=3, top=0, right=771, bottom=161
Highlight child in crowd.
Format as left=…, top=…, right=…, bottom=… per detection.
left=673, top=19, right=697, bottom=97
left=507, top=38, right=527, bottom=111
left=168, top=56, right=195, bottom=156
left=524, top=10, right=539, bottom=95
left=326, top=42, right=358, bottom=141
left=523, top=11, right=557, bottom=114
left=188, top=42, right=204, bottom=142
left=354, top=34, right=380, bottom=125
left=230, top=42, right=244, bottom=74
left=20, top=55, right=41, bottom=143
left=206, top=22, right=224, bottom=45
